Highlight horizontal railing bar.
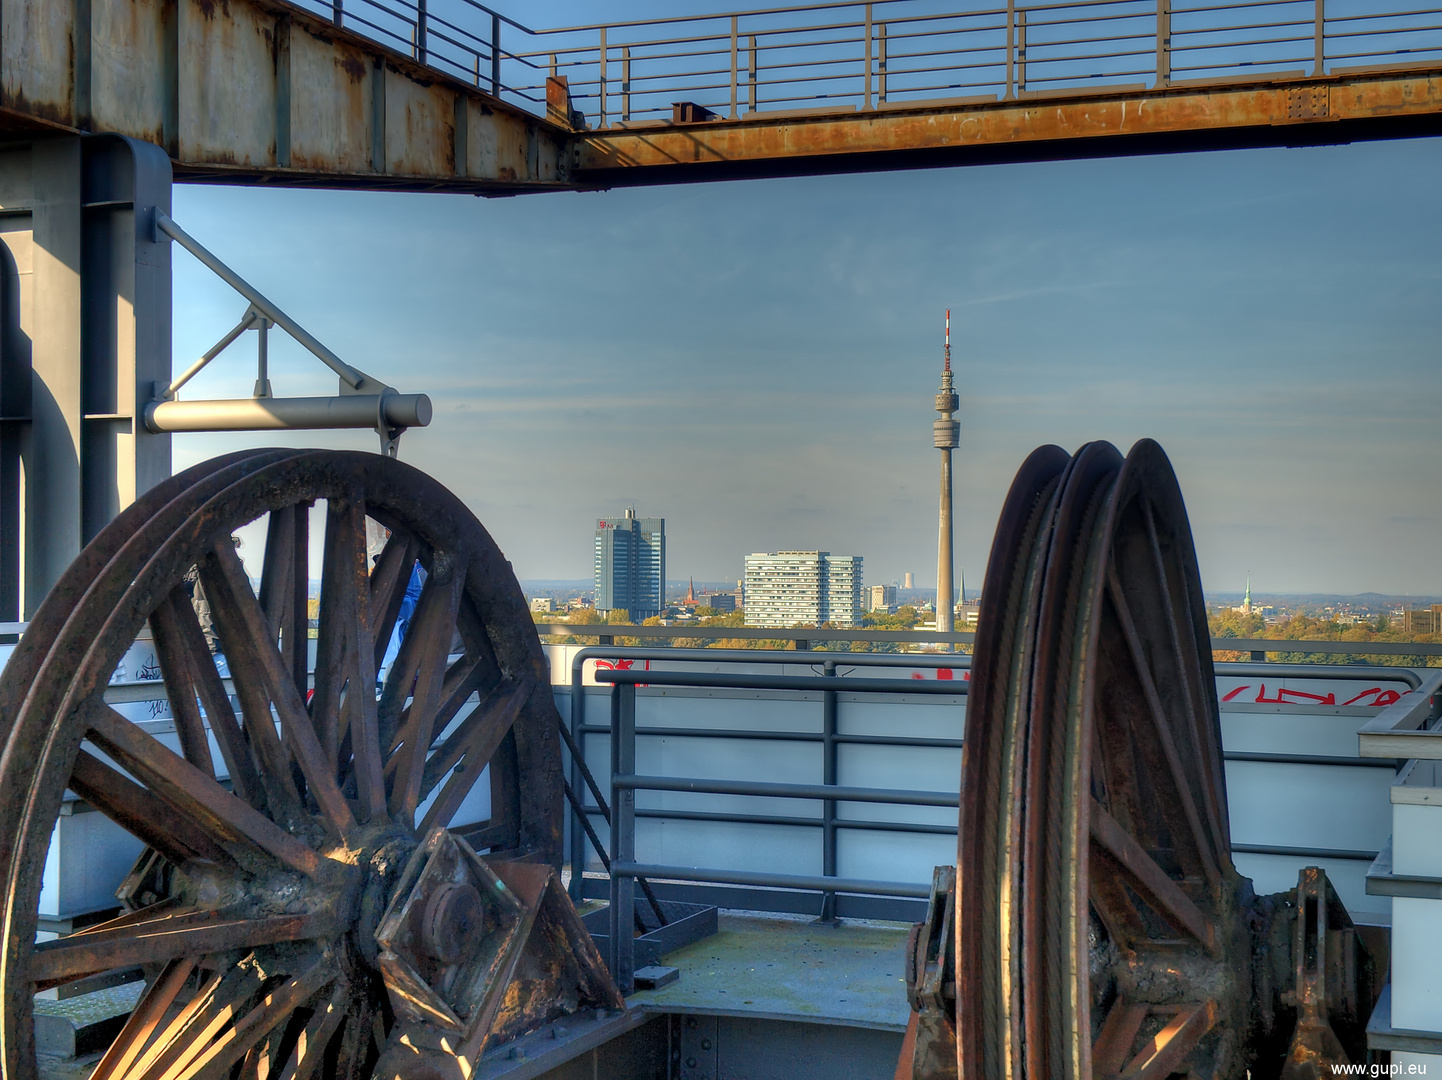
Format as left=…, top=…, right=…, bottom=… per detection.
left=1326, top=24, right=1442, bottom=41
left=1221, top=638, right=1442, bottom=656
left=609, top=806, right=958, bottom=834
left=1172, top=0, right=1324, bottom=14
left=545, top=622, right=1442, bottom=657
left=533, top=1, right=922, bottom=36
left=611, top=861, right=932, bottom=897
left=1328, top=6, right=1442, bottom=24
left=596, top=669, right=969, bottom=693
left=1169, top=55, right=1312, bottom=69
left=539, top=622, right=976, bottom=643
left=576, top=722, right=962, bottom=748
left=1220, top=662, right=1421, bottom=687
left=614, top=773, right=959, bottom=806
left=1223, top=751, right=1397, bottom=768
left=1232, top=843, right=1380, bottom=861
left=1170, top=26, right=1314, bottom=43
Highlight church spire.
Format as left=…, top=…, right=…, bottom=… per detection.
left=1242, top=574, right=1252, bottom=615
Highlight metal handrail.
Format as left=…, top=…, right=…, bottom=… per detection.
left=562, top=644, right=971, bottom=905
left=578, top=656, right=1417, bottom=990
left=280, top=0, right=1442, bottom=129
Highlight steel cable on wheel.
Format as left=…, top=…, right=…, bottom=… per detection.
left=0, top=449, right=607, bottom=1080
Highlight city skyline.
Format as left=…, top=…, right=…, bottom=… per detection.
left=171, top=136, right=1442, bottom=596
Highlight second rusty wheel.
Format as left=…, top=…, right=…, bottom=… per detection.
left=0, top=449, right=610, bottom=1080
left=960, top=440, right=1271, bottom=1079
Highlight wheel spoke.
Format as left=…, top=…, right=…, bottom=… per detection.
left=89, top=958, right=197, bottom=1080
left=1092, top=1000, right=1150, bottom=1077
left=1090, top=800, right=1213, bottom=947
left=1104, top=566, right=1221, bottom=889
left=1141, top=503, right=1230, bottom=858
left=313, top=498, right=385, bottom=822
left=386, top=654, right=488, bottom=764
left=257, top=508, right=295, bottom=643
left=331, top=1003, right=377, bottom=1080
left=202, top=539, right=354, bottom=835
left=416, top=681, right=529, bottom=836
left=388, top=554, right=468, bottom=820
left=147, top=605, right=215, bottom=779
left=277, top=983, right=347, bottom=1080
left=69, top=750, right=235, bottom=870
left=31, top=912, right=326, bottom=987
left=165, top=958, right=336, bottom=1080
left=128, top=965, right=267, bottom=1080
left=367, top=529, right=419, bottom=672
left=1116, top=1001, right=1216, bottom=1080
left=151, top=587, right=264, bottom=810
left=416, top=678, right=530, bottom=808
left=85, top=700, right=321, bottom=877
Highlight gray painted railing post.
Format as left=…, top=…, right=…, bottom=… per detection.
left=416, top=0, right=428, bottom=64
left=750, top=34, right=759, bottom=111
left=491, top=13, right=502, bottom=95
left=1157, top=0, right=1171, bottom=86
left=599, top=26, right=608, bottom=127
left=608, top=682, right=637, bottom=992
left=864, top=4, right=874, bottom=109
left=1006, top=0, right=1017, bottom=98
left=1018, top=9, right=1028, bottom=93
left=878, top=23, right=887, bottom=103
left=731, top=16, right=740, bottom=118
left=622, top=46, right=632, bottom=121
left=569, top=667, right=588, bottom=904
left=1314, top=0, right=1325, bottom=74
left=818, top=659, right=840, bottom=923
left=332, top=0, right=342, bottom=27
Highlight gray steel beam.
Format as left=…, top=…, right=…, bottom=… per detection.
left=0, top=135, right=171, bottom=615
left=0, top=0, right=570, bottom=194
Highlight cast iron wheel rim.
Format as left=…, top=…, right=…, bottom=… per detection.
left=0, top=449, right=562, bottom=1080
left=958, top=443, right=1070, bottom=1080
left=960, top=439, right=1247, bottom=1080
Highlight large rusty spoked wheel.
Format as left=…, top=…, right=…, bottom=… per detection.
left=960, top=439, right=1248, bottom=1080
left=0, top=449, right=565, bottom=1080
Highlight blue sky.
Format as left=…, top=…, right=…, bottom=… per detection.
left=171, top=132, right=1442, bottom=595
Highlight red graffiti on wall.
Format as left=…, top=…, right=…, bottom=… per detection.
left=1220, top=684, right=1404, bottom=708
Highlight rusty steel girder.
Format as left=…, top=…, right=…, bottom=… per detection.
left=0, top=449, right=620, bottom=1080
left=574, top=68, right=1442, bottom=185
left=899, top=440, right=1378, bottom=1080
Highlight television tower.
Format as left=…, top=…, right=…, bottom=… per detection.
left=934, top=310, right=961, bottom=640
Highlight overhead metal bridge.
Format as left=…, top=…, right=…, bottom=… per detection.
left=0, top=0, right=1439, bottom=192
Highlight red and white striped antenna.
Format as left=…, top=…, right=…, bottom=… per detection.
left=944, top=309, right=951, bottom=372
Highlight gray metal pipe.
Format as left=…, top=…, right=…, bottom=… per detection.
left=144, top=393, right=432, bottom=434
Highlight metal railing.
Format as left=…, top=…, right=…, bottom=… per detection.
left=537, top=621, right=1442, bottom=662
left=560, top=648, right=1421, bottom=989
left=285, top=0, right=1442, bottom=130
left=562, top=645, right=972, bottom=919
left=596, top=663, right=966, bottom=992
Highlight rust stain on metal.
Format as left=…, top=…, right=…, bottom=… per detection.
left=577, top=71, right=1442, bottom=176
left=288, top=29, right=372, bottom=173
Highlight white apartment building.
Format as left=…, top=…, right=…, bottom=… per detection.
left=743, top=551, right=863, bottom=628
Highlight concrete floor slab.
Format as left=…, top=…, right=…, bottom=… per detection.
left=627, top=912, right=912, bottom=1032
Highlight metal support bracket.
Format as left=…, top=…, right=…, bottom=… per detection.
left=147, top=209, right=431, bottom=456
left=902, top=865, right=957, bottom=1080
